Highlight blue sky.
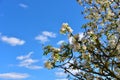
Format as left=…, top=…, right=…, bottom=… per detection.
left=0, top=0, right=85, bottom=80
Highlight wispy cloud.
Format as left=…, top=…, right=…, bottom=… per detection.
left=56, top=79, right=68, bottom=80
left=55, top=69, right=79, bottom=80
left=0, top=34, right=25, bottom=46
left=55, top=60, right=80, bottom=80
left=17, top=52, right=43, bottom=70
left=35, top=35, right=48, bottom=43
left=35, top=31, right=56, bottom=43
left=17, top=52, right=33, bottom=60
left=62, top=60, right=80, bottom=76
left=55, top=69, right=68, bottom=80
left=19, top=3, right=28, bottom=8
left=57, top=40, right=65, bottom=45
left=0, top=72, right=29, bottom=79
left=55, top=72, right=67, bottom=77
left=42, top=31, right=56, bottom=38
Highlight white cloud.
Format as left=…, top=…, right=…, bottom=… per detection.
left=17, top=52, right=43, bottom=70
left=55, top=69, right=68, bottom=80
left=55, top=72, right=67, bottom=77
left=62, top=60, right=79, bottom=75
left=55, top=68, right=79, bottom=80
left=55, top=60, right=80, bottom=78
left=35, top=35, right=48, bottom=43
left=42, top=31, right=56, bottom=38
left=17, top=52, right=33, bottom=60
left=54, top=61, right=80, bottom=80
left=56, top=79, right=68, bottom=80
left=35, top=31, right=56, bottom=43
left=19, top=3, right=28, bottom=8
left=0, top=35, right=25, bottom=46
left=57, top=40, right=65, bottom=45
left=26, top=65, right=42, bottom=70
left=0, top=72, right=29, bottom=79
left=19, top=58, right=38, bottom=66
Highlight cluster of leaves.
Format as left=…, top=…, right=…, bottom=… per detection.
left=43, top=0, right=120, bottom=80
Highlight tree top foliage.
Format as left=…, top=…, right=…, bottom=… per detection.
left=43, top=0, right=120, bottom=80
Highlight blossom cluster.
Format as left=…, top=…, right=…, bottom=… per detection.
left=60, top=23, right=73, bottom=34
